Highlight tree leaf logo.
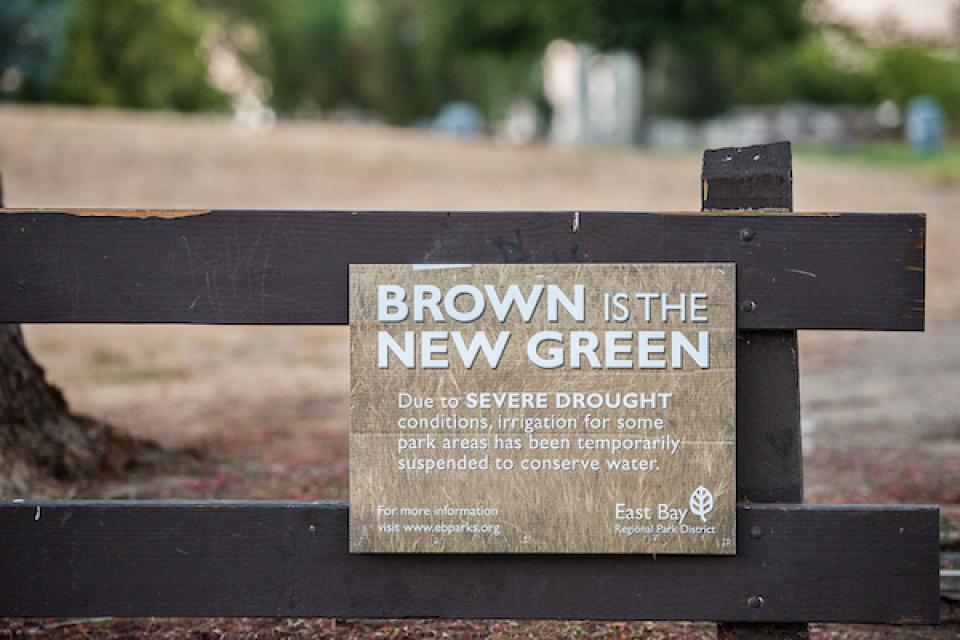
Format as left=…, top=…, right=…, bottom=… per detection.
left=689, top=485, right=714, bottom=522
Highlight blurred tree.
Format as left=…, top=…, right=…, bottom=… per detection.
left=0, top=0, right=70, bottom=101
left=555, top=0, right=810, bottom=59
left=550, top=0, right=813, bottom=120
left=50, top=0, right=225, bottom=111
left=352, top=0, right=432, bottom=123
left=738, top=29, right=960, bottom=125
left=417, top=0, right=552, bottom=122
left=205, top=0, right=352, bottom=114
left=740, top=29, right=881, bottom=106
left=204, top=0, right=548, bottom=124
left=5, top=0, right=960, bottom=129
left=875, top=46, right=960, bottom=124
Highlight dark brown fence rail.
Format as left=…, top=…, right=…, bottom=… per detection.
left=0, top=502, right=940, bottom=623
left=0, top=209, right=924, bottom=330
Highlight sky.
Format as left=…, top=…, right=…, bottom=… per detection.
left=825, top=0, right=959, bottom=40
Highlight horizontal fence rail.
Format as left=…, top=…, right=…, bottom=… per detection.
left=0, top=209, right=924, bottom=330
left=0, top=501, right=940, bottom=623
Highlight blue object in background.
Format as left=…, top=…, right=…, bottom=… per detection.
left=432, top=102, right=483, bottom=138
left=905, top=95, right=945, bottom=154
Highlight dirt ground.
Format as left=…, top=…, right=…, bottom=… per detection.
left=1, top=106, right=958, bottom=638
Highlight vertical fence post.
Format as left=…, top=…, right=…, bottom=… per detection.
left=703, top=142, right=809, bottom=640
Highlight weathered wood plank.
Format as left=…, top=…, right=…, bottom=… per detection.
left=702, top=141, right=793, bottom=212
left=735, top=330, right=803, bottom=502
left=0, top=501, right=939, bottom=623
left=0, top=209, right=924, bottom=330
left=703, top=143, right=804, bottom=504
left=708, top=141, right=806, bottom=639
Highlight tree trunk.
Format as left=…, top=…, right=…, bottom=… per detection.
left=0, top=324, right=160, bottom=495
left=0, top=176, right=161, bottom=496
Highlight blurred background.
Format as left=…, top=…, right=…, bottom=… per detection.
left=2, top=0, right=960, bottom=153
left=1, top=0, right=959, bottom=637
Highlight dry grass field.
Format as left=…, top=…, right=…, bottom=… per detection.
left=1, top=105, right=958, bottom=638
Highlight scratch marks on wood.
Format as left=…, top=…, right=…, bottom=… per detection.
left=783, top=268, right=817, bottom=279
left=72, top=259, right=81, bottom=314
left=178, top=220, right=294, bottom=321
left=180, top=235, right=195, bottom=274
left=493, top=229, right=531, bottom=263
left=493, top=229, right=580, bottom=264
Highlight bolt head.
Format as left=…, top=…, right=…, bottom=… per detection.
left=747, top=595, right=764, bottom=609
left=740, top=300, right=757, bottom=313
left=749, top=526, right=763, bottom=539
left=739, top=228, right=755, bottom=242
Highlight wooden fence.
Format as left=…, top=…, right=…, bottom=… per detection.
left=0, top=142, right=937, bottom=636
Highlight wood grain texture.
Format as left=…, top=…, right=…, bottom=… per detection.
left=702, top=143, right=804, bottom=504
left=734, top=331, right=803, bottom=503
left=702, top=142, right=793, bottom=212
left=0, top=501, right=940, bottom=623
left=706, top=142, right=807, bottom=637
left=0, top=209, right=924, bottom=330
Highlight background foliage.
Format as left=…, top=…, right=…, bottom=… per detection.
left=1, top=0, right=959, bottom=125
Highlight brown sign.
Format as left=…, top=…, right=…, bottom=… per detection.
left=350, top=263, right=735, bottom=554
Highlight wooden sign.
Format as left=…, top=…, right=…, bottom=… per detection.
left=350, top=264, right=735, bottom=554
